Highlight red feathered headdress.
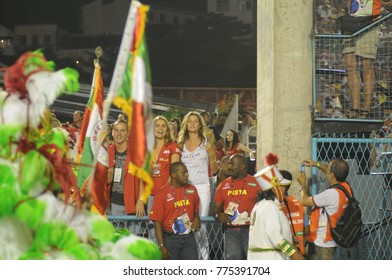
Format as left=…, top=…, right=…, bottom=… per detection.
left=265, top=153, right=279, bottom=166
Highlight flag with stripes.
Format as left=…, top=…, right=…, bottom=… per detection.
left=104, top=1, right=154, bottom=203
left=77, top=62, right=109, bottom=214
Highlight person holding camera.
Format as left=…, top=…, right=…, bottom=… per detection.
left=213, top=154, right=261, bottom=260
left=297, top=158, right=352, bottom=260
left=149, top=162, right=201, bottom=260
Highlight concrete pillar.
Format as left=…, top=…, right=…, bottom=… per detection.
left=256, top=1, right=313, bottom=175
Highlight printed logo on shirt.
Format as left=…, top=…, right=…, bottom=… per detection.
left=159, top=158, right=169, bottom=162
left=223, top=183, right=231, bottom=190
left=291, top=219, right=304, bottom=225
left=174, top=199, right=190, bottom=208
left=182, top=152, right=200, bottom=159
left=227, top=189, right=248, bottom=196
left=163, top=150, right=170, bottom=154
left=166, top=194, right=174, bottom=201
left=186, top=189, right=194, bottom=194
left=288, top=211, right=300, bottom=217
left=247, top=182, right=257, bottom=187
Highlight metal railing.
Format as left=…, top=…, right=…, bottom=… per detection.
left=314, top=13, right=392, bottom=121
left=312, top=133, right=392, bottom=260
left=107, top=132, right=392, bottom=260
left=107, top=215, right=225, bottom=260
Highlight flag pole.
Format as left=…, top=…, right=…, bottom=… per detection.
left=83, top=46, right=106, bottom=206
left=103, top=0, right=139, bottom=121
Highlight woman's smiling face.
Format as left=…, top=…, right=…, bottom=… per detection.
left=154, top=118, right=168, bottom=139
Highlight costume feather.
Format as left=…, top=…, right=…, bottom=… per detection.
left=0, top=50, right=160, bottom=260
left=265, top=152, right=279, bottom=165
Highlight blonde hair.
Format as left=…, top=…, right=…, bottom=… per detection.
left=154, top=115, right=173, bottom=144
left=178, top=111, right=206, bottom=149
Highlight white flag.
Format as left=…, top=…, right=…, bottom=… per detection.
left=221, top=94, right=239, bottom=138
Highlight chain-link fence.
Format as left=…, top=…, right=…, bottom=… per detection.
left=314, top=13, right=392, bottom=121
left=312, top=133, right=392, bottom=259
left=107, top=133, right=392, bottom=260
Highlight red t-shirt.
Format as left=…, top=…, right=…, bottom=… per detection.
left=214, top=174, right=261, bottom=226
left=225, top=143, right=244, bottom=157
left=151, top=142, right=181, bottom=195
left=149, top=183, right=200, bottom=232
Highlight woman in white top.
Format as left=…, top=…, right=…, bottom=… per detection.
left=178, top=111, right=218, bottom=259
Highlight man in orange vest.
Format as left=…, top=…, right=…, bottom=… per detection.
left=279, top=170, right=309, bottom=257
left=297, top=158, right=352, bottom=260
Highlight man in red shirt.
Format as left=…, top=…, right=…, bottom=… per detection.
left=213, top=154, right=261, bottom=259
left=149, top=162, right=201, bottom=260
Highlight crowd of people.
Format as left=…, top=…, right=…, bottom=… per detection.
left=68, top=108, right=358, bottom=260
left=52, top=107, right=355, bottom=260
left=315, top=0, right=392, bottom=120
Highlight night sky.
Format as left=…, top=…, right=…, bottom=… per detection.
left=0, top=0, right=91, bottom=32
left=0, top=0, right=255, bottom=88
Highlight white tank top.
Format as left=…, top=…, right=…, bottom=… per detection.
left=181, top=141, right=209, bottom=187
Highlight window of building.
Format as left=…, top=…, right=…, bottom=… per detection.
left=160, top=13, right=166, bottom=24
left=238, top=0, right=251, bottom=11
left=19, top=35, right=27, bottom=47
left=173, top=15, right=179, bottom=26
left=216, top=0, right=229, bottom=12
left=44, top=35, right=51, bottom=44
left=32, top=34, right=39, bottom=46
left=238, top=0, right=246, bottom=11
left=246, top=0, right=252, bottom=10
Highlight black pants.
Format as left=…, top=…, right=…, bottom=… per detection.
left=163, top=231, right=198, bottom=260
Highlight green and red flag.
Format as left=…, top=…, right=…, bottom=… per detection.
left=77, top=62, right=109, bottom=214
left=104, top=1, right=153, bottom=203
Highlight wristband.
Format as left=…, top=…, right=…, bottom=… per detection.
left=277, top=239, right=297, bottom=257
left=158, top=243, right=165, bottom=249
left=317, top=161, right=321, bottom=168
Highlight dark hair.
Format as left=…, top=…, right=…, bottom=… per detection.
left=170, top=162, right=185, bottom=176
left=280, top=170, right=292, bottom=187
left=330, top=158, right=349, bottom=182
left=220, top=155, right=230, bottom=164
left=224, top=129, right=240, bottom=151
left=200, top=111, right=210, bottom=118
left=106, top=123, right=114, bottom=140
left=171, top=118, right=181, bottom=132
left=230, top=154, right=248, bottom=170
left=257, top=189, right=276, bottom=202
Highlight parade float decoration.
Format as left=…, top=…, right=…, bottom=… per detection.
left=0, top=50, right=160, bottom=260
